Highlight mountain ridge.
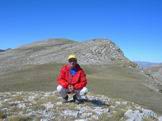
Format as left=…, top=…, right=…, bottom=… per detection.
left=0, top=38, right=136, bottom=75
left=135, top=61, right=162, bottom=69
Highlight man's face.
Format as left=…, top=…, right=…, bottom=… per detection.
left=68, top=58, right=77, bottom=68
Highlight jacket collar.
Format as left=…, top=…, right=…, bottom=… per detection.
left=65, top=64, right=81, bottom=71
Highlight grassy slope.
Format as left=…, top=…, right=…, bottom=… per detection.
left=85, top=65, right=162, bottom=114
left=0, top=63, right=162, bottom=114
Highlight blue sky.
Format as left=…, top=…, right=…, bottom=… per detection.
left=0, top=0, right=162, bottom=62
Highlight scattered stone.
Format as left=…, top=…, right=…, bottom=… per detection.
left=42, top=102, right=54, bottom=110
left=62, top=109, right=79, bottom=118
left=28, top=96, right=35, bottom=102
left=159, top=116, right=162, bottom=121
left=0, top=91, right=161, bottom=121
left=75, top=119, right=87, bottom=121
left=17, top=103, right=26, bottom=109
left=56, top=101, right=62, bottom=105
left=124, top=109, right=158, bottom=121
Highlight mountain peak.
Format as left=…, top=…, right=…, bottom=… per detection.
left=88, top=38, right=111, bottom=42
left=0, top=38, right=137, bottom=75
left=19, top=38, right=77, bottom=48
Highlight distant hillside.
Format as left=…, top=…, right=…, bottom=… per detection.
left=0, top=48, right=11, bottom=53
left=135, top=61, right=161, bottom=69
left=0, top=49, right=5, bottom=52
left=0, top=38, right=136, bottom=75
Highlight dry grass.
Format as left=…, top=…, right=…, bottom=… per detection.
left=0, top=111, right=6, bottom=119
left=7, top=115, right=33, bottom=121
left=0, top=63, right=162, bottom=114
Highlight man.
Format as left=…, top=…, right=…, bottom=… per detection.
left=56, top=54, right=88, bottom=103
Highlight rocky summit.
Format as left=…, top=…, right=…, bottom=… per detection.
left=0, top=91, right=161, bottom=121
left=0, top=38, right=136, bottom=75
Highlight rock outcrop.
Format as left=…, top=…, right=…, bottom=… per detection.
left=0, top=38, right=136, bottom=75
left=143, top=64, right=162, bottom=92
left=0, top=91, right=161, bottom=121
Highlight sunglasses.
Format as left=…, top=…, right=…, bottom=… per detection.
left=68, top=59, right=77, bottom=62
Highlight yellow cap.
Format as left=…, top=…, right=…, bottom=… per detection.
left=68, top=54, right=77, bottom=60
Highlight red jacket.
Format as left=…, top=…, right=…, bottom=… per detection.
left=57, top=64, right=87, bottom=90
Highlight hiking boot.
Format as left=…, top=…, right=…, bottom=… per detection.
left=62, top=95, right=68, bottom=103
left=73, top=94, right=82, bottom=104
left=82, top=95, right=88, bottom=102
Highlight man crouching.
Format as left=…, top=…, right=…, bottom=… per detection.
left=56, top=54, right=88, bottom=104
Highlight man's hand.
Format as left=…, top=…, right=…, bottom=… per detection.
left=68, top=85, right=74, bottom=93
